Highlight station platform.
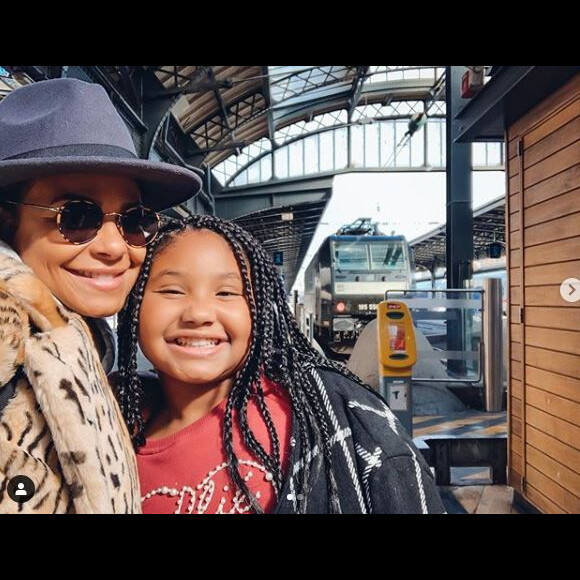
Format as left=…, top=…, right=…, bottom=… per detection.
left=411, top=411, right=518, bottom=514
left=413, top=411, right=507, bottom=487
left=413, top=411, right=507, bottom=440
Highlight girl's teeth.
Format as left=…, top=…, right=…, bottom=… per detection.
left=175, top=339, right=219, bottom=348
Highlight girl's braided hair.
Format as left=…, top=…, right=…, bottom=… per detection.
left=116, top=214, right=375, bottom=514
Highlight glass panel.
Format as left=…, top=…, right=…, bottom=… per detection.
left=335, top=128, right=348, bottom=170
left=333, top=242, right=370, bottom=271
left=320, top=130, right=335, bottom=172
left=386, top=290, right=483, bottom=383
left=351, top=125, right=365, bottom=167
left=275, top=147, right=289, bottom=179
left=411, top=126, right=425, bottom=167
left=260, top=155, right=272, bottom=182
left=304, top=134, right=320, bottom=175
left=289, top=140, right=304, bottom=177
left=380, top=122, right=396, bottom=167
left=370, top=242, right=406, bottom=271
left=365, top=124, right=380, bottom=167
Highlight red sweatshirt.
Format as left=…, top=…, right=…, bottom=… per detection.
left=137, top=377, right=292, bottom=515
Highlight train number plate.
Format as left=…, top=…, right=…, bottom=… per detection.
left=358, top=304, right=378, bottom=312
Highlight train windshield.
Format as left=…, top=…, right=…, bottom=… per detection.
left=334, top=243, right=370, bottom=271
left=369, top=242, right=406, bottom=271
left=333, top=240, right=407, bottom=272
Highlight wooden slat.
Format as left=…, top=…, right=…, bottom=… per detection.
left=512, top=361, right=523, bottom=382
left=526, top=405, right=580, bottom=452
left=524, top=99, right=580, bottom=150
left=527, top=384, right=580, bottom=427
left=525, top=307, right=580, bottom=331
left=525, top=213, right=580, bottom=247
left=510, top=472, right=523, bottom=494
left=525, top=261, right=580, bottom=286
left=511, top=433, right=522, bottom=454
left=526, top=326, right=580, bottom=356
left=526, top=366, right=580, bottom=405
left=509, top=174, right=520, bottom=196
left=526, top=345, right=580, bottom=379
left=525, top=484, right=566, bottom=514
left=524, top=163, right=580, bottom=208
left=512, top=75, right=580, bottom=135
left=512, top=396, right=522, bottom=419
left=511, top=450, right=523, bottom=475
left=512, top=416, right=523, bottom=438
left=511, top=210, right=522, bottom=231
left=509, top=156, right=520, bottom=178
left=525, top=285, right=578, bottom=307
left=509, top=193, right=521, bottom=214
left=525, top=188, right=580, bottom=227
left=528, top=424, right=580, bottom=476
left=525, top=238, right=580, bottom=267
left=524, top=141, right=580, bottom=189
left=510, top=249, right=522, bottom=268
left=511, top=379, right=523, bottom=399
left=511, top=77, right=580, bottom=135
left=510, top=231, right=522, bottom=250
left=511, top=324, right=522, bottom=344
left=510, top=267, right=522, bottom=287
left=511, top=342, right=522, bottom=362
left=524, top=118, right=580, bottom=170
left=527, top=445, right=580, bottom=498
left=508, top=138, right=519, bottom=161
left=510, top=287, right=521, bottom=306
left=527, top=465, right=580, bottom=513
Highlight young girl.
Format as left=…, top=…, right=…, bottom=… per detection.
left=116, top=215, right=445, bottom=515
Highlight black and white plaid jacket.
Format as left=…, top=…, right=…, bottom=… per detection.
left=274, top=368, right=445, bottom=514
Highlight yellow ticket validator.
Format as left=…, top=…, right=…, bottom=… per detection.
left=377, top=301, right=417, bottom=434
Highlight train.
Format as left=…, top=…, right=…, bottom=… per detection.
left=303, top=220, right=414, bottom=357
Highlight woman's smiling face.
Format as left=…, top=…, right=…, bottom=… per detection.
left=12, top=173, right=147, bottom=318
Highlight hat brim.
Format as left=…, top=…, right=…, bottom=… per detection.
left=0, top=157, right=203, bottom=212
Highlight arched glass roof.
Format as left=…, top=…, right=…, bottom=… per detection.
left=153, top=66, right=446, bottom=172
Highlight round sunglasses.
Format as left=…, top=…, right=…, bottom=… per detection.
left=3, top=199, right=160, bottom=248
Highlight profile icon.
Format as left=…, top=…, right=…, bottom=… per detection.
left=7, top=476, right=36, bottom=504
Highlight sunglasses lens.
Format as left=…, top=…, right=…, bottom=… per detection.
left=120, top=207, right=159, bottom=247
left=60, top=201, right=102, bottom=244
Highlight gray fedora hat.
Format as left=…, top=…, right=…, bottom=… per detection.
left=0, top=78, right=202, bottom=211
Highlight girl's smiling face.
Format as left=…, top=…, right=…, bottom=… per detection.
left=139, top=229, right=252, bottom=392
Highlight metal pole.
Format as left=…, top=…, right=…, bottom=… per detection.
left=446, top=66, right=474, bottom=376
left=446, top=66, right=474, bottom=290
left=482, top=278, right=504, bottom=412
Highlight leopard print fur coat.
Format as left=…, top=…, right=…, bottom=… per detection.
left=0, top=246, right=141, bottom=514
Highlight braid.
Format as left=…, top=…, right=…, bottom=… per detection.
left=116, top=214, right=378, bottom=514
left=117, top=218, right=186, bottom=446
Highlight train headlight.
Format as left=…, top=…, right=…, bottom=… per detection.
left=336, top=301, right=347, bottom=314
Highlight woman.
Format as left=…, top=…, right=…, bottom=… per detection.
left=0, top=78, right=202, bottom=514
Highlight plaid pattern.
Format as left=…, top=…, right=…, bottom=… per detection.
left=274, top=368, right=445, bottom=515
